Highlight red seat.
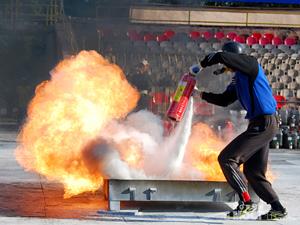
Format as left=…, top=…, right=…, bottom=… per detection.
left=127, top=29, right=138, bottom=38
left=214, top=32, right=225, bottom=41
left=190, top=31, right=201, bottom=40
left=233, top=36, right=245, bottom=44
left=272, top=37, right=283, bottom=47
left=130, top=33, right=142, bottom=42
left=246, top=36, right=257, bottom=46
left=114, top=30, right=127, bottom=39
left=165, top=30, right=175, bottom=39
left=259, top=37, right=270, bottom=46
left=194, top=101, right=211, bottom=116
left=252, top=33, right=262, bottom=42
left=156, top=34, right=168, bottom=43
left=273, top=95, right=286, bottom=110
left=170, top=93, right=175, bottom=103
left=202, top=32, right=213, bottom=41
left=226, top=32, right=237, bottom=40
left=144, top=33, right=155, bottom=42
left=284, top=37, right=296, bottom=47
left=264, top=33, right=275, bottom=42
left=153, top=92, right=169, bottom=104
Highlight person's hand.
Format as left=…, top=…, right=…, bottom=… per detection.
left=192, top=88, right=202, bottom=98
left=200, top=50, right=221, bottom=68
left=189, top=63, right=202, bottom=76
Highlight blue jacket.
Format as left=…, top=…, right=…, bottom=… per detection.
left=201, top=52, right=277, bottom=119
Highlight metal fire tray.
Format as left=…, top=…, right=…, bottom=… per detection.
left=103, top=179, right=259, bottom=211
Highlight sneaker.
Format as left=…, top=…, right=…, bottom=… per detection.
left=257, top=208, right=288, bottom=220
left=227, top=201, right=256, bottom=218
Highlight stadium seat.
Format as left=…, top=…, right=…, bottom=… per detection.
left=287, top=83, right=299, bottom=91
left=252, top=33, right=262, bottom=42
left=280, top=89, right=294, bottom=99
left=265, top=44, right=276, bottom=51
left=273, top=69, right=284, bottom=77
left=245, top=48, right=255, bottom=54
left=264, top=33, right=275, bottom=42
left=147, top=40, right=158, bottom=47
left=130, top=33, right=143, bottom=42
left=190, top=31, right=201, bottom=40
left=170, top=93, right=175, bottom=103
left=258, top=48, right=269, bottom=55
left=214, top=32, right=225, bottom=41
left=202, top=32, right=213, bottom=41
left=291, top=45, right=300, bottom=51
left=221, top=37, right=231, bottom=43
left=144, top=33, right=155, bottom=42
left=259, top=37, right=270, bottom=46
left=271, top=82, right=284, bottom=90
left=280, top=63, right=290, bottom=72
left=194, top=101, right=211, bottom=116
left=127, top=29, right=138, bottom=38
left=195, top=36, right=207, bottom=43
left=271, top=48, right=283, bottom=56
left=280, top=75, right=292, bottom=84
left=101, top=29, right=115, bottom=41
left=152, top=92, right=169, bottom=104
left=273, top=95, right=287, bottom=109
left=278, top=44, right=289, bottom=52
left=252, top=44, right=263, bottom=51
left=241, top=43, right=250, bottom=49
left=272, top=37, right=283, bottom=47
left=165, top=30, right=176, bottom=39
left=212, top=42, right=223, bottom=50
left=199, top=42, right=211, bottom=50
left=285, top=49, right=296, bottom=55
left=152, top=92, right=169, bottom=114
left=160, top=40, right=172, bottom=49
left=208, top=37, right=219, bottom=43
left=246, top=36, right=257, bottom=46
left=186, top=42, right=199, bottom=50
left=227, top=32, right=237, bottom=40
left=287, top=69, right=298, bottom=77
left=233, top=36, right=245, bottom=44
left=267, top=75, right=277, bottom=83
left=284, top=37, right=296, bottom=47
left=157, top=34, right=168, bottom=43
left=173, top=41, right=186, bottom=49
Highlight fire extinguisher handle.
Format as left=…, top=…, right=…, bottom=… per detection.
left=189, top=63, right=202, bottom=76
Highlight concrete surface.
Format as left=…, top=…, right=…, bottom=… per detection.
left=0, top=122, right=299, bottom=225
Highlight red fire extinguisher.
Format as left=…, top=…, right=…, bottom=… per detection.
left=166, top=64, right=201, bottom=122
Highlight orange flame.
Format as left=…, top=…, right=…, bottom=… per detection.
left=187, top=122, right=277, bottom=183
left=187, top=122, right=226, bottom=181
left=14, top=51, right=140, bottom=198
left=116, top=138, right=144, bottom=169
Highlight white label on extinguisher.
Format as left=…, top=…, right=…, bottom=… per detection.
left=173, top=81, right=187, bottom=102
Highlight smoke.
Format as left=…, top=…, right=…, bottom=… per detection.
left=79, top=98, right=196, bottom=180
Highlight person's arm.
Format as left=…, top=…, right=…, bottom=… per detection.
left=201, top=52, right=258, bottom=77
left=202, top=85, right=238, bottom=107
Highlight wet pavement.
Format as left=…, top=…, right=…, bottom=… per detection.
left=0, top=123, right=299, bottom=224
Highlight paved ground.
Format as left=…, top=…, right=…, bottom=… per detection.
left=0, top=122, right=299, bottom=225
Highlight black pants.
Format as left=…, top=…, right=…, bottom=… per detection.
left=218, top=114, right=279, bottom=204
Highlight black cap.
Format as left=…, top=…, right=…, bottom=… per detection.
left=222, top=41, right=244, bottom=54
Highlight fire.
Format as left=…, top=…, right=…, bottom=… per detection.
left=187, top=122, right=277, bottom=183
left=14, top=50, right=140, bottom=198
left=116, top=138, right=144, bottom=169
left=187, top=122, right=226, bottom=181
